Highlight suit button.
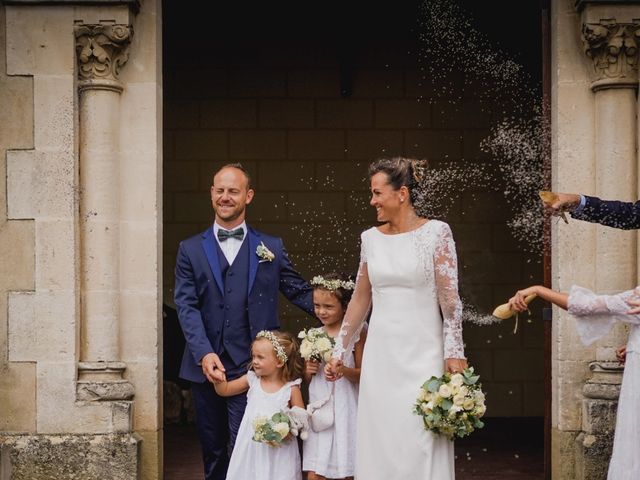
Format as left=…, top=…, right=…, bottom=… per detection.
left=225, top=305, right=230, bottom=310
left=227, top=288, right=232, bottom=293
left=228, top=272, right=234, bottom=276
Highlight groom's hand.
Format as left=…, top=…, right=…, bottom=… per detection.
left=546, top=192, right=580, bottom=214
left=202, top=353, right=226, bottom=383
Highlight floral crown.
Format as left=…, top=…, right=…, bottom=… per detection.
left=256, top=330, right=288, bottom=362
left=310, top=275, right=355, bottom=292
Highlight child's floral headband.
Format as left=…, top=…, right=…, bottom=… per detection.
left=310, top=275, right=355, bottom=292
left=256, top=330, right=288, bottom=362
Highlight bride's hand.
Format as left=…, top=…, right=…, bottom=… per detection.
left=508, top=286, right=539, bottom=312
left=445, top=358, right=467, bottom=374
left=324, top=358, right=343, bottom=382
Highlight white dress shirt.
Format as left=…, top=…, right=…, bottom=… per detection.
left=213, top=221, right=247, bottom=265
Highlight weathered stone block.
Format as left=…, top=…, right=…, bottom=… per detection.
left=258, top=99, right=314, bottom=128
left=0, top=433, right=139, bottom=480
left=201, top=99, right=257, bottom=128
left=404, top=130, right=463, bottom=160
left=0, top=362, right=37, bottom=433
left=174, top=130, right=228, bottom=161
left=316, top=99, right=373, bottom=129
left=229, top=131, right=286, bottom=160
left=287, top=69, right=340, bottom=98
left=375, top=99, right=430, bottom=129
left=345, top=130, right=403, bottom=160
left=288, top=130, right=345, bottom=160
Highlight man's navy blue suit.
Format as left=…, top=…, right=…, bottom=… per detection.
left=572, top=195, right=640, bottom=230
left=174, top=225, right=313, bottom=480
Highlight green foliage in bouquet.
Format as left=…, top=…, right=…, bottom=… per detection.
left=252, top=411, right=292, bottom=447
left=413, top=367, right=487, bottom=440
left=298, top=327, right=336, bottom=363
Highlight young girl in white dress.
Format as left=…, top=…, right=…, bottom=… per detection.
left=509, top=284, right=640, bottom=480
left=214, top=330, right=305, bottom=480
left=303, top=273, right=367, bottom=480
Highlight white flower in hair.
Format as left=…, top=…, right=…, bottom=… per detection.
left=256, top=330, right=287, bottom=362
left=310, top=275, right=355, bottom=292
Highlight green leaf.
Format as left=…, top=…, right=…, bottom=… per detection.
left=427, top=378, right=441, bottom=393
left=441, top=399, right=453, bottom=410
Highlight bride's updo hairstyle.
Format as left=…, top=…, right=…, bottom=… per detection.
left=368, top=156, right=428, bottom=206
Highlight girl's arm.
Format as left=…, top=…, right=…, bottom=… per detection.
left=303, top=360, right=319, bottom=385
left=289, top=385, right=304, bottom=408
left=341, top=328, right=367, bottom=384
left=213, top=374, right=249, bottom=397
left=508, top=285, right=568, bottom=311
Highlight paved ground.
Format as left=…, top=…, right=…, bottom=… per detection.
left=164, top=418, right=544, bottom=479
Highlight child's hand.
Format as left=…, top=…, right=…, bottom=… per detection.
left=616, top=345, right=627, bottom=364
left=325, top=358, right=343, bottom=382
left=305, top=360, right=320, bottom=377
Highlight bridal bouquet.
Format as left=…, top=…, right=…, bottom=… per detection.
left=252, top=411, right=293, bottom=447
left=413, top=367, right=486, bottom=440
left=298, top=327, right=335, bottom=363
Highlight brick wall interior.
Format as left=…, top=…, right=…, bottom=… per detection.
left=162, top=1, right=544, bottom=416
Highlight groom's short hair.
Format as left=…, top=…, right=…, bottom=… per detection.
left=214, top=163, right=252, bottom=189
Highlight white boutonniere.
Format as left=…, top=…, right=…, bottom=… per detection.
left=256, top=241, right=275, bottom=263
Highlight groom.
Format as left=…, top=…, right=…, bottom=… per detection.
left=174, top=163, right=314, bottom=480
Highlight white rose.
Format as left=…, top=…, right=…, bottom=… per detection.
left=316, top=337, right=332, bottom=352
left=458, top=386, right=469, bottom=397
left=298, top=330, right=306, bottom=339
left=474, top=404, right=487, bottom=416
left=252, top=415, right=268, bottom=430
left=323, top=350, right=333, bottom=363
left=273, top=422, right=290, bottom=438
left=438, top=384, right=453, bottom=399
left=299, top=342, right=312, bottom=359
left=453, top=394, right=465, bottom=406
left=474, top=390, right=486, bottom=403
left=450, top=373, right=464, bottom=387
left=463, top=398, right=475, bottom=410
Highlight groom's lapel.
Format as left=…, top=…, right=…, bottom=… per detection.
left=201, top=228, right=224, bottom=295
left=247, top=227, right=260, bottom=295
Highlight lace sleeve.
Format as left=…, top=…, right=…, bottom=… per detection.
left=433, top=223, right=465, bottom=359
left=567, top=285, right=640, bottom=345
left=333, top=233, right=372, bottom=360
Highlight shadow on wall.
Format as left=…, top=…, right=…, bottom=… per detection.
left=163, top=304, right=196, bottom=425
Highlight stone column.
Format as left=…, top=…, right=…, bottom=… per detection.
left=74, top=23, right=134, bottom=399
left=574, top=4, right=640, bottom=478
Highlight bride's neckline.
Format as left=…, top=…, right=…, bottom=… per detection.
left=374, top=219, right=431, bottom=236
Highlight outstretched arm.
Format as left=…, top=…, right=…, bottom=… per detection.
left=509, top=285, right=568, bottom=312
left=572, top=196, right=640, bottom=230
left=214, top=375, right=249, bottom=397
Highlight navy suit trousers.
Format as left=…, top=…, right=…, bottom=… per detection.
left=191, top=377, right=247, bottom=480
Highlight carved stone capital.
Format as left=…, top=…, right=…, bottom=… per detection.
left=74, top=23, right=133, bottom=92
left=582, top=20, right=640, bottom=90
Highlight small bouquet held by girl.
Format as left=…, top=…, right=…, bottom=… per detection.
left=414, top=367, right=486, bottom=440
left=298, top=327, right=335, bottom=363
left=252, top=409, right=308, bottom=446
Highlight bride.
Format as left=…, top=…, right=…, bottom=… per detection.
left=327, top=156, right=467, bottom=479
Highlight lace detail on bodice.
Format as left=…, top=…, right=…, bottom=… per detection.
left=567, top=285, right=640, bottom=346
left=412, top=221, right=465, bottom=359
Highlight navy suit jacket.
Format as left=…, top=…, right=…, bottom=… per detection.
left=571, top=195, right=640, bottom=230
left=174, top=225, right=313, bottom=382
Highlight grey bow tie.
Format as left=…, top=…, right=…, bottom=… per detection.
left=217, top=227, right=244, bottom=242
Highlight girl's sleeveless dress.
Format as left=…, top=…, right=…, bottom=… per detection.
left=303, top=327, right=360, bottom=478
left=226, top=371, right=302, bottom=480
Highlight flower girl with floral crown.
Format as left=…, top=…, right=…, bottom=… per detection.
left=302, top=273, right=367, bottom=480
left=214, top=330, right=305, bottom=480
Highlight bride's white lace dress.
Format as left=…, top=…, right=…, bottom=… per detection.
left=336, top=220, right=465, bottom=479
left=567, top=285, right=640, bottom=480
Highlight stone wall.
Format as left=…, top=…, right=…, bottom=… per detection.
left=162, top=1, right=544, bottom=417
left=0, top=2, right=162, bottom=479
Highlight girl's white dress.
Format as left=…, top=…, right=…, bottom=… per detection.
left=226, top=371, right=302, bottom=480
left=336, top=221, right=465, bottom=480
left=567, top=285, right=640, bottom=480
left=303, top=328, right=360, bottom=478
